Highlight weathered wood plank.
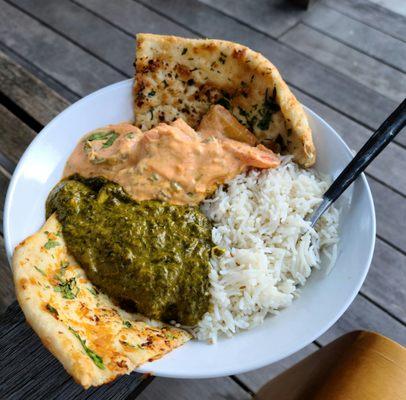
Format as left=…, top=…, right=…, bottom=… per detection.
left=303, top=4, right=406, bottom=72
left=0, top=0, right=124, bottom=97
left=364, top=238, right=406, bottom=325
left=0, top=236, right=14, bottom=314
left=0, top=168, right=10, bottom=231
left=0, top=104, right=36, bottom=165
left=136, top=0, right=400, bottom=142
left=0, top=303, right=149, bottom=400
left=323, top=0, right=406, bottom=41
left=0, top=51, right=68, bottom=126
left=136, top=376, right=251, bottom=400
left=74, top=0, right=195, bottom=38
left=198, top=0, right=306, bottom=38
left=10, top=0, right=134, bottom=76
left=318, top=294, right=406, bottom=346
left=236, top=344, right=318, bottom=392
left=0, top=42, right=79, bottom=103
left=280, top=23, right=406, bottom=102
left=369, top=178, right=406, bottom=253
left=294, top=88, right=406, bottom=198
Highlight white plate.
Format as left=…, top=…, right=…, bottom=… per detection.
left=4, top=79, right=375, bottom=379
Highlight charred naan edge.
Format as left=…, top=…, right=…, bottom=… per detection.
left=12, top=214, right=191, bottom=389
left=134, top=33, right=315, bottom=167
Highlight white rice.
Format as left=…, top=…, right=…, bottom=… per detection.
left=195, top=157, right=339, bottom=342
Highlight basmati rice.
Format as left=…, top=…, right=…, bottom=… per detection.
left=196, top=158, right=339, bottom=342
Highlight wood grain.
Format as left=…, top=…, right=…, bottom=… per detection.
left=281, top=23, right=406, bottom=102
left=0, top=51, right=68, bottom=126
left=294, top=89, right=406, bottom=197
left=0, top=303, right=150, bottom=399
left=323, top=0, right=406, bottom=41
left=0, top=104, right=36, bottom=165
left=369, top=178, right=406, bottom=253
left=236, top=344, right=318, bottom=392
left=74, top=0, right=196, bottom=38
left=136, top=0, right=401, bottom=143
left=0, top=169, right=9, bottom=232
left=198, top=0, right=306, bottom=38
left=303, top=4, right=406, bottom=72
left=0, top=0, right=125, bottom=97
left=364, top=238, right=406, bottom=325
left=10, top=0, right=135, bottom=76
left=318, top=295, right=406, bottom=346
left=0, top=42, right=79, bottom=103
left=0, top=236, right=14, bottom=314
left=136, top=376, right=251, bottom=400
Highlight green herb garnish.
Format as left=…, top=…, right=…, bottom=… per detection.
left=46, top=304, right=58, bottom=316
left=34, top=266, right=46, bottom=276
left=257, top=87, right=280, bottom=131
left=86, top=131, right=118, bottom=149
left=123, top=321, right=132, bottom=328
left=44, top=239, right=60, bottom=250
left=148, top=90, right=156, bottom=97
left=87, top=287, right=98, bottom=297
left=181, top=48, right=187, bottom=55
left=69, top=327, right=105, bottom=369
left=54, top=277, right=79, bottom=299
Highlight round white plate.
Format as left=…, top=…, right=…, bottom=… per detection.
left=4, top=79, right=375, bottom=379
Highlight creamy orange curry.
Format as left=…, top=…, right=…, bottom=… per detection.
left=64, top=105, right=280, bottom=205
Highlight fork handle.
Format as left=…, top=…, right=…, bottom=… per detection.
left=310, top=98, right=406, bottom=227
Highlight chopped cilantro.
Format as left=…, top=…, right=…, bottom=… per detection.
left=46, top=303, right=58, bottom=316
left=258, top=87, right=280, bottom=131
left=148, top=90, right=156, bottom=97
left=87, top=287, right=98, bottom=296
left=54, top=277, right=79, bottom=299
left=34, top=266, right=46, bottom=276
left=44, top=239, right=60, bottom=250
left=69, top=327, right=105, bottom=369
left=123, top=321, right=132, bottom=328
left=181, top=48, right=187, bottom=55
left=86, top=131, right=118, bottom=149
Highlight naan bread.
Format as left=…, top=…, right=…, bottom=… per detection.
left=13, top=214, right=191, bottom=388
left=134, top=33, right=315, bottom=167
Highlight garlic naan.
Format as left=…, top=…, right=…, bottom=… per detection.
left=134, top=33, right=315, bottom=167
left=12, top=214, right=190, bottom=388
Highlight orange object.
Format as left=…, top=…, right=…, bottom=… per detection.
left=256, top=331, right=406, bottom=400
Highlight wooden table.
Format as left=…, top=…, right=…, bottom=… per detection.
left=0, top=1, right=405, bottom=398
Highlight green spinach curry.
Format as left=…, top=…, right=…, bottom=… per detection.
left=46, top=176, right=214, bottom=326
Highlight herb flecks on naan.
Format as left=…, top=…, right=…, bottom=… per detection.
left=134, top=33, right=316, bottom=167
left=12, top=214, right=191, bottom=388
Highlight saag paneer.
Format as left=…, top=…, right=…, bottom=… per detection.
left=46, top=176, right=213, bottom=325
